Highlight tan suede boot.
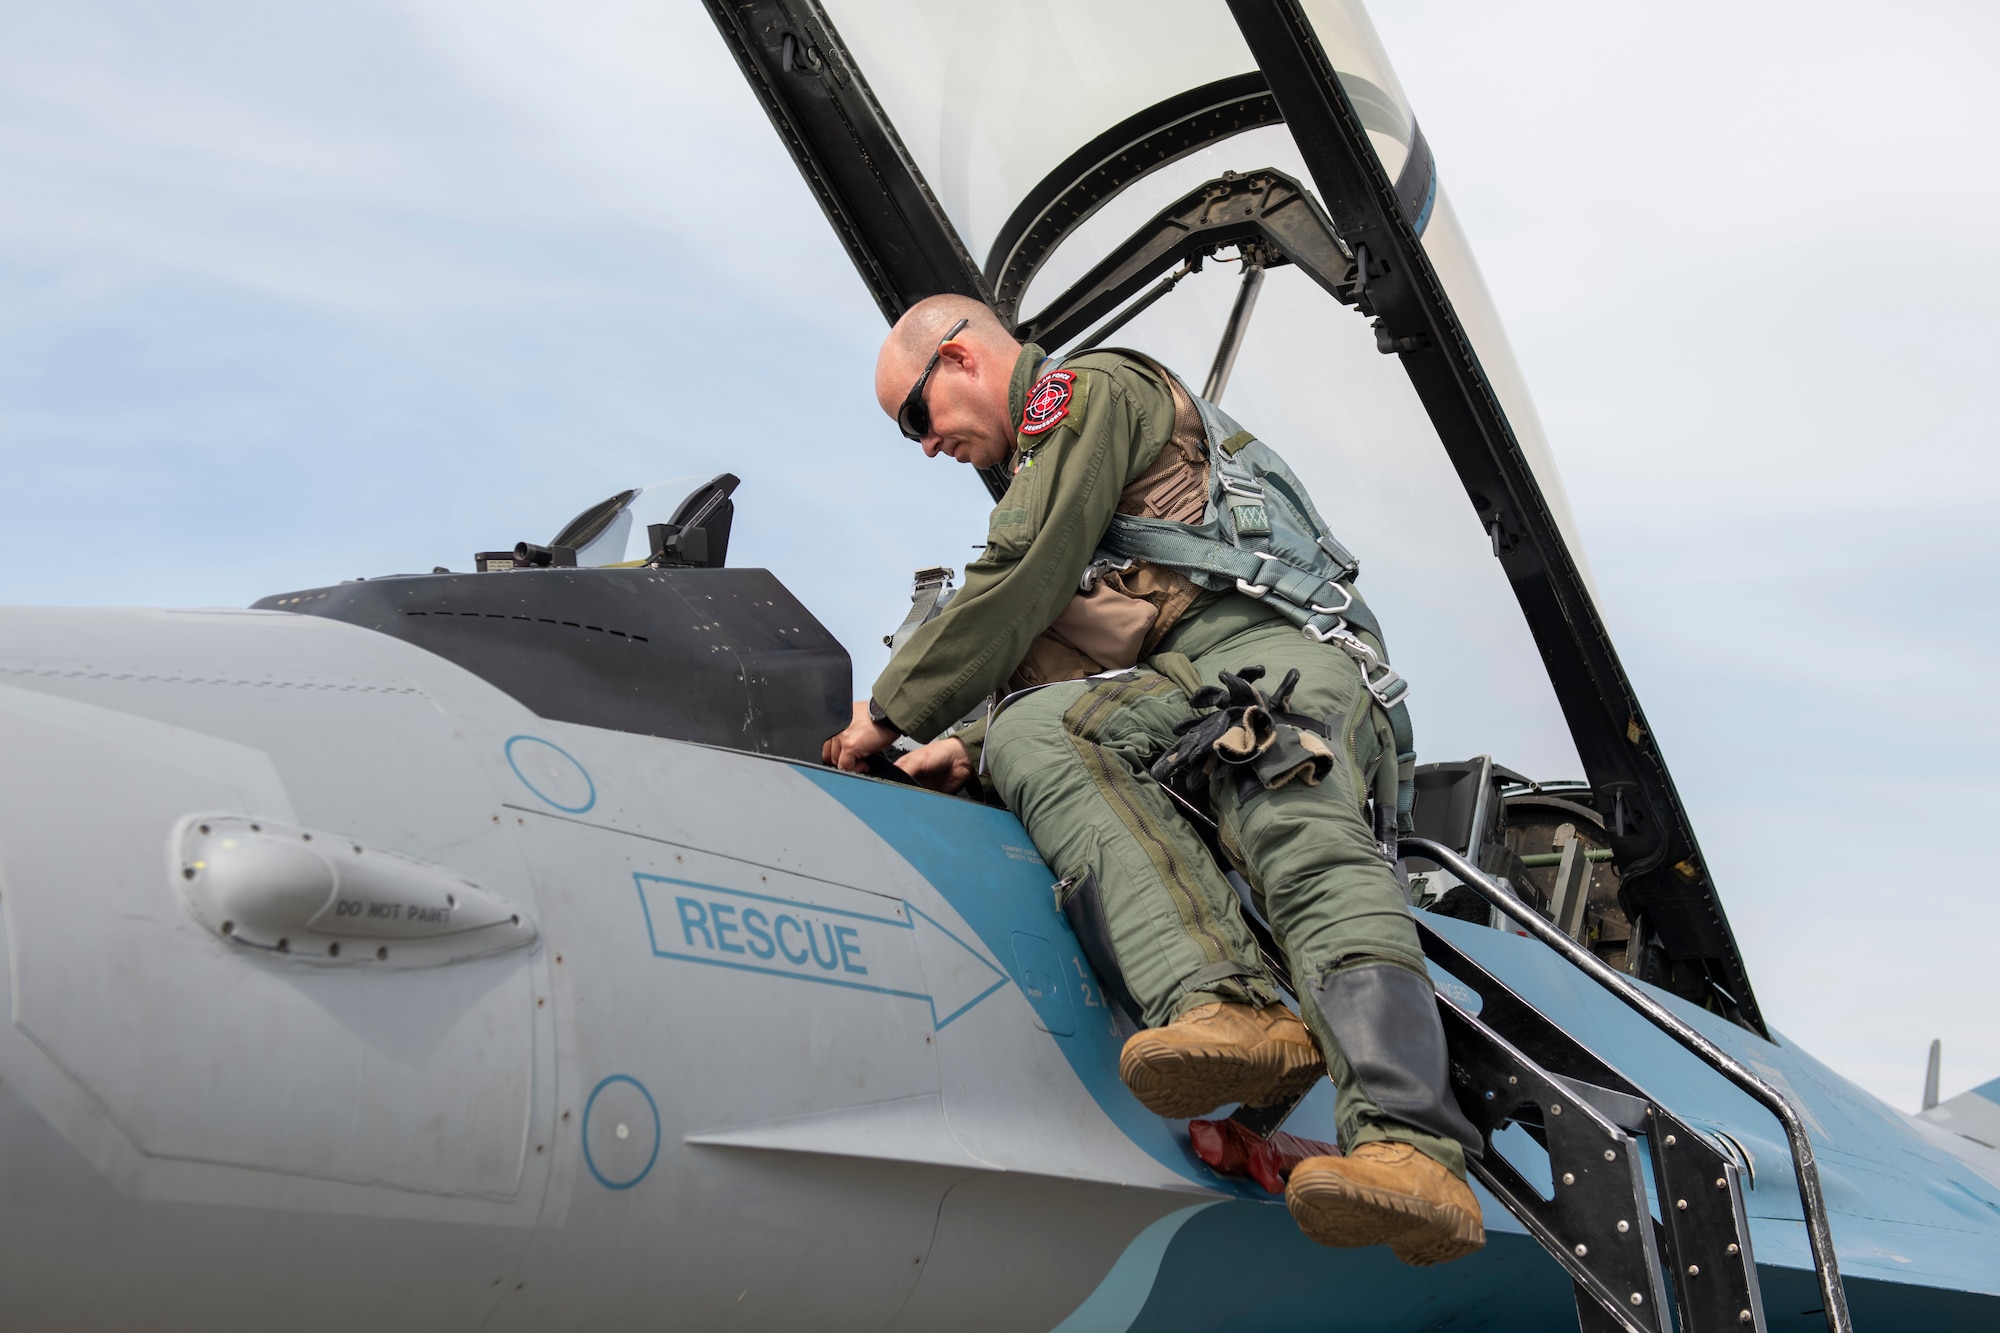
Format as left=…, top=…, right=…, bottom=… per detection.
left=1285, top=1141, right=1485, bottom=1266
left=1118, top=1001, right=1325, bottom=1119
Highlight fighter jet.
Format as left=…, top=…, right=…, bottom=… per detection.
left=2, top=2, right=1996, bottom=1331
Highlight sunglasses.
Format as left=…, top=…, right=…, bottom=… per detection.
left=896, top=317, right=971, bottom=441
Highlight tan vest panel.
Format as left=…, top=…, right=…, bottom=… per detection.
left=1006, top=362, right=1209, bottom=693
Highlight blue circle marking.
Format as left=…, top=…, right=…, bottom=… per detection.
left=505, top=735, right=596, bottom=813
left=582, top=1074, right=661, bottom=1191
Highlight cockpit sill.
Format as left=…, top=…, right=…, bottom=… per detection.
left=253, top=471, right=1671, bottom=1005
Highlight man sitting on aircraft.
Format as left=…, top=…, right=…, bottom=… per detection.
left=823, top=295, right=1484, bottom=1266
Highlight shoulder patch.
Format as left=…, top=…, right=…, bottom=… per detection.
left=1019, top=368, right=1076, bottom=436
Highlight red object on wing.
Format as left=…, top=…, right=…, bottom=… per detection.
left=1188, top=1118, right=1340, bottom=1194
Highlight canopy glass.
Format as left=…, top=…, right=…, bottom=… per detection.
left=822, top=0, right=1589, bottom=777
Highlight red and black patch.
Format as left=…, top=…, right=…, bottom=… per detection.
left=1019, top=368, right=1076, bottom=436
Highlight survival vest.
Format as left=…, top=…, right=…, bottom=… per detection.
left=1090, top=352, right=1418, bottom=828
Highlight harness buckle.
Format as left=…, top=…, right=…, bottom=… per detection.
left=1358, top=661, right=1409, bottom=709
left=1235, top=550, right=1284, bottom=599
left=1309, top=583, right=1354, bottom=615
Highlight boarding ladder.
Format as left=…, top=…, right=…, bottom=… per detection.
left=1234, top=838, right=1851, bottom=1333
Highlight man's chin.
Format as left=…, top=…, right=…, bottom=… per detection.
left=954, top=445, right=1005, bottom=468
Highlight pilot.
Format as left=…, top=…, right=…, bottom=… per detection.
left=823, top=294, right=1484, bottom=1266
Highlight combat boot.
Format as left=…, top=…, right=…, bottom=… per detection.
left=1118, top=1001, right=1324, bottom=1118
left=1285, top=1141, right=1485, bottom=1265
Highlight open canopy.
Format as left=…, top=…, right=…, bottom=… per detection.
left=703, top=0, right=1764, bottom=1033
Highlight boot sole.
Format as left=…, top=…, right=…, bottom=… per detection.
left=1285, top=1172, right=1485, bottom=1267
left=1118, top=1036, right=1324, bottom=1119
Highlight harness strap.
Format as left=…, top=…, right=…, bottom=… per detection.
left=1099, top=523, right=1382, bottom=640
left=884, top=574, right=955, bottom=655
left=1388, top=701, right=1416, bottom=833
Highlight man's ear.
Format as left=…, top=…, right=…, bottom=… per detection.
left=937, top=339, right=977, bottom=376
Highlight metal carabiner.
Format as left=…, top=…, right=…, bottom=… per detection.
left=1078, top=556, right=1134, bottom=594
left=1304, top=616, right=1352, bottom=644
left=1301, top=596, right=1410, bottom=710
left=1304, top=619, right=1373, bottom=663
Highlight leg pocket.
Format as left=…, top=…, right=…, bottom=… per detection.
left=1057, top=870, right=1145, bottom=1029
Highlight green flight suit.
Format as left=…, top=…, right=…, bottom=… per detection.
left=871, top=345, right=1460, bottom=1177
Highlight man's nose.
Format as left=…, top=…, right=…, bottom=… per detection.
left=921, top=434, right=944, bottom=458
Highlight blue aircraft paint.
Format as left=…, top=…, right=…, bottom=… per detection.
left=1047, top=1204, right=1218, bottom=1332
left=796, top=765, right=1312, bottom=1195
left=908, top=904, right=1016, bottom=1027
left=1133, top=1205, right=1573, bottom=1332
left=1972, top=1076, right=2000, bottom=1104
left=1421, top=912, right=2000, bottom=1310
left=504, top=734, right=597, bottom=813
left=633, top=871, right=1010, bottom=1030
left=1123, top=1201, right=2000, bottom=1332
left=800, top=764, right=2000, bottom=1321
left=582, top=1074, right=661, bottom=1191
left=1011, top=931, right=1076, bottom=1036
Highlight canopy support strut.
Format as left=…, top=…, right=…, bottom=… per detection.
left=1204, top=247, right=1269, bottom=402
left=1076, top=259, right=1199, bottom=353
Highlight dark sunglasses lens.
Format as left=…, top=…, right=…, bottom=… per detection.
left=896, top=320, right=964, bottom=442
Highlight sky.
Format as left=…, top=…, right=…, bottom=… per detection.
left=2, top=0, right=1996, bottom=1113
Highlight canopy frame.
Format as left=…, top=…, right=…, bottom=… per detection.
left=1014, top=168, right=1356, bottom=351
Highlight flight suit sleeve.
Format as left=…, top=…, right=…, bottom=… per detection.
left=871, top=370, right=1156, bottom=741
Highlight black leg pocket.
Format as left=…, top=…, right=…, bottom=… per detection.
left=1059, top=871, right=1146, bottom=1029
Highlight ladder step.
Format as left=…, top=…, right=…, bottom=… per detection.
left=1208, top=856, right=1770, bottom=1330
left=1439, top=1000, right=1671, bottom=1331
left=1419, top=918, right=1768, bottom=1333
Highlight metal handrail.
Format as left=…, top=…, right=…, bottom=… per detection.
left=1402, top=836, right=1852, bottom=1333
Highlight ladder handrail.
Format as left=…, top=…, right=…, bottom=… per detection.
left=1401, top=836, right=1851, bottom=1333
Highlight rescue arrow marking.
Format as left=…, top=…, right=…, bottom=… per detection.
left=634, top=873, right=1007, bottom=1029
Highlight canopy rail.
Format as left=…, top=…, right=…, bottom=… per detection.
left=990, top=73, right=1438, bottom=333
left=987, top=73, right=1282, bottom=325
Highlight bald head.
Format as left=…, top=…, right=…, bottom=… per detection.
left=874, top=294, right=1024, bottom=468
left=875, top=295, right=1016, bottom=401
